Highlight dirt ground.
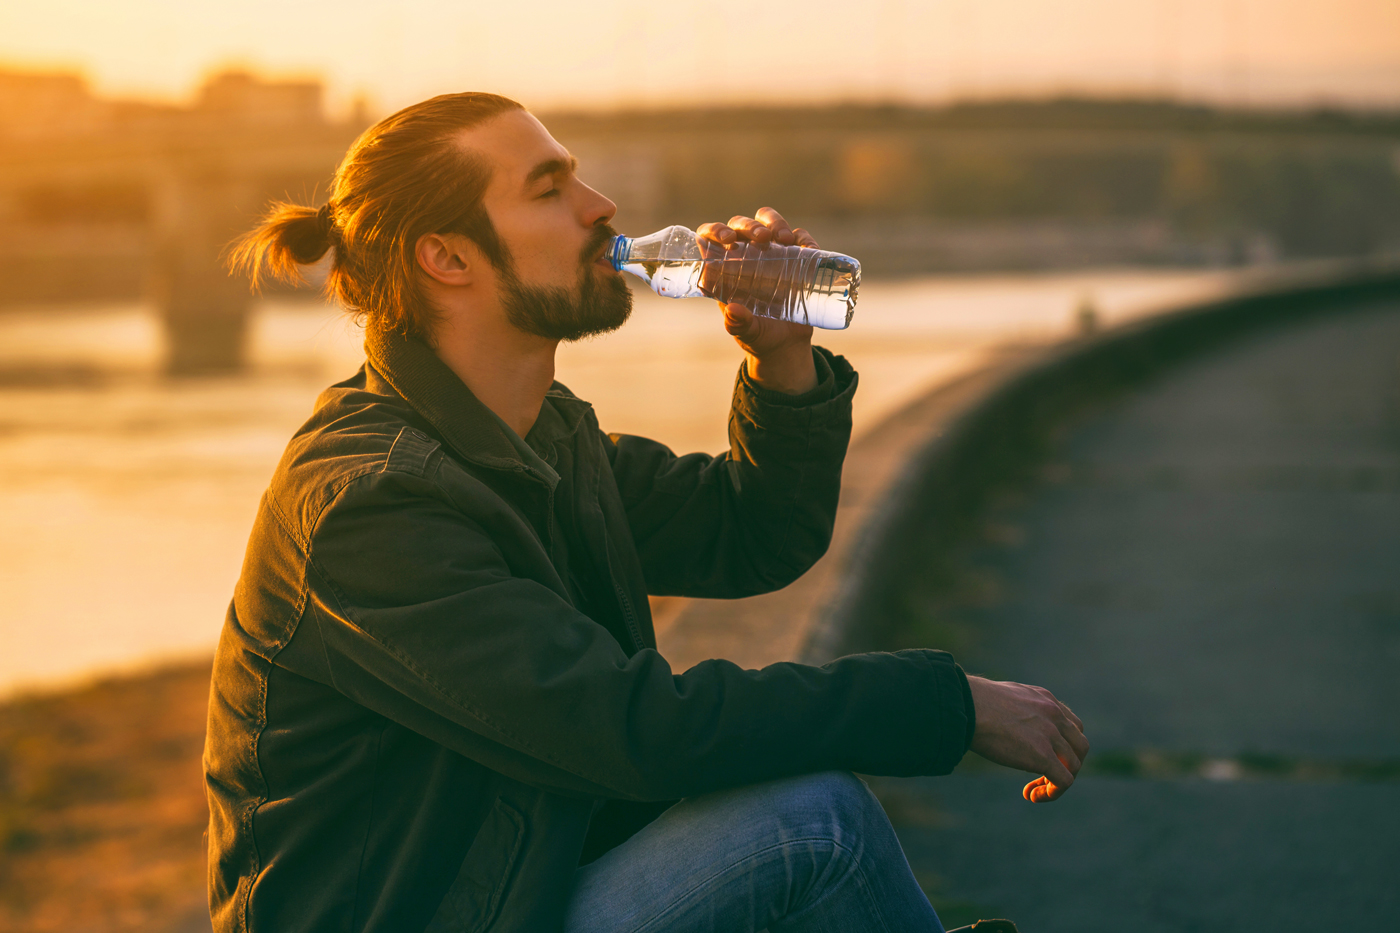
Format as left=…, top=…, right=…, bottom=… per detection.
left=0, top=661, right=212, bottom=933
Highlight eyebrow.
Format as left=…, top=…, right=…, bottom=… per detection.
left=524, top=155, right=578, bottom=188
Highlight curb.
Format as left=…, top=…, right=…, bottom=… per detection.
left=800, top=259, right=1400, bottom=663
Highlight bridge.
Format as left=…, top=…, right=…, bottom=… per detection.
left=0, top=71, right=365, bottom=372
left=5, top=73, right=1399, bottom=377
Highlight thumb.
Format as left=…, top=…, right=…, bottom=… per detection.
left=721, top=301, right=754, bottom=336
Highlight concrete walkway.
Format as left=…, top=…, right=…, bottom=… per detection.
left=886, top=300, right=1400, bottom=930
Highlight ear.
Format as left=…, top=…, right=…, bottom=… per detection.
left=415, top=232, right=474, bottom=286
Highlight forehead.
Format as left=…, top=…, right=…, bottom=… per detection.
left=455, top=110, right=570, bottom=193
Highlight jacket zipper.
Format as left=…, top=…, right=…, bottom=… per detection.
left=602, top=534, right=646, bottom=654
left=611, top=576, right=646, bottom=656
left=594, top=476, right=646, bottom=654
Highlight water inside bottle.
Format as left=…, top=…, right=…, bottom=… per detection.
left=617, top=258, right=706, bottom=300
left=619, top=242, right=859, bottom=330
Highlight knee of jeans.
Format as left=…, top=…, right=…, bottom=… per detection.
left=783, top=771, right=881, bottom=844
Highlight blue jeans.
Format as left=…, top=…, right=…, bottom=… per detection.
left=562, top=772, right=944, bottom=933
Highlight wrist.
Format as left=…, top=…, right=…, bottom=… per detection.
left=745, top=343, right=817, bottom=395
left=965, top=675, right=991, bottom=742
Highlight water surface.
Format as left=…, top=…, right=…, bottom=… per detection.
left=0, top=270, right=1240, bottom=695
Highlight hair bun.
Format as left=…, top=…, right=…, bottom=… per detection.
left=315, top=202, right=338, bottom=244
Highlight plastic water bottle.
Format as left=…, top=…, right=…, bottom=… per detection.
left=609, top=225, right=861, bottom=330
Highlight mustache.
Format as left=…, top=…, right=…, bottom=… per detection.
left=581, top=223, right=620, bottom=265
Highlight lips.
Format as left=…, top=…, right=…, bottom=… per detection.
left=583, top=226, right=620, bottom=272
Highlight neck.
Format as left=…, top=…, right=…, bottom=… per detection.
left=432, top=313, right=559, bottom=440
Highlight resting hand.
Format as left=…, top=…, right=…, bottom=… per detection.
left=966, top=676, right=1090, bottom=803
left=696, top=207, right=818, bottom=395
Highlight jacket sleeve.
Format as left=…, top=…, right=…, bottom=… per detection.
left=290, top=465, right=971, bottom=803
left=604, top=345, right=856, bottom=598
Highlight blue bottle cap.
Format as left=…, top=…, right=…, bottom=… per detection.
left=609, top=235, right=629, bottom=271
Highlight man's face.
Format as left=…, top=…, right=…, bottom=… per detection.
left=461, top=110, right=631, bottom=341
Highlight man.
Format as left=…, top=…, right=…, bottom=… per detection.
left=207, top=91, right=1088, bottom=933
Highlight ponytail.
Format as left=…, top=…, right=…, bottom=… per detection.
left=227, top=200, right=338, bottom=288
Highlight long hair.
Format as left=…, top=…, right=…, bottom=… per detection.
left=228, top=92, right=523, bottom=344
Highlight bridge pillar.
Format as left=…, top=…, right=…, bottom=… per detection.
left=158, top=257, right=251, bottom=375
left=149, top=165, right=255, bottom=375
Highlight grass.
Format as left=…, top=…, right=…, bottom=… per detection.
left=1078, top=748, right=1400, bottom=783
left=0, top=660, right=212, bottom=933
left=911, top=868, right=1006, bottom=929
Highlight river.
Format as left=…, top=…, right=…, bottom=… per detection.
left=0, top=269, right=1244, bottom=696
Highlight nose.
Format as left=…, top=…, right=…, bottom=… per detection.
left=578, top=181, right=617, bottom=229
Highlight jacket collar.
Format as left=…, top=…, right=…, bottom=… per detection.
left=365, top=328, right=593, bottom=475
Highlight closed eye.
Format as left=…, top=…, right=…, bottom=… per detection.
left=525, top=155, right=579, bottom=198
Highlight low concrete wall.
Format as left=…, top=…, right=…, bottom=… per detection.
left=654, top=343, right=1042, bottom=673
left=805, top=259, right=1400, bottom=662
left=653, top=259, right=1400, bottom=672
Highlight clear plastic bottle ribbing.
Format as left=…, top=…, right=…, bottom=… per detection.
left=609, top=225, right=860, bottom=330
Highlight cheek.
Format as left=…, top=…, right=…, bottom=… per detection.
left=502, top=215, right=582, bottom=283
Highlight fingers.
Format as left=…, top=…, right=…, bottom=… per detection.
left=1041, top=749, right=1076, bottom=791
left=725, top=215, right=769, bottom=244
left=1048, top=695, right=1090, bottom=763
left=1050, top=734, right=1082, bottom=776
left=754, top=207, right=796, bottom=245
left=1027, top=697, right=1086, bottom=803
left=1034, top=685, right=1089, bottom=764
left=703, top=211, right=820, bottom=251
left=1063, top=717, right=1091, bottom=763
left=726, top=210, right=812, bottom=248
left=1028, top=732, right=1079, bottom=805
left=1023, top=776, right=1069, bottom=803
left=696, top=222, right=737, bottom=247
left=1056, top=698, right=1085, bottom=733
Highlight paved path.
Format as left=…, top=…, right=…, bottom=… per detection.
left=886, top=299, right=1400, bottom=930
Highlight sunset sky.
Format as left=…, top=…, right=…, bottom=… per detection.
left=2, top=0, right=1398, bottom=112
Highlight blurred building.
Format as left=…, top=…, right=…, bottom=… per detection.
left=195, top=72, right=323, bottom=127
left=0, top=69, right=365, bottom=372
left=0, top=71, right=112, bottom=138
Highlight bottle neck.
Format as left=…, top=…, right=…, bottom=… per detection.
left=609, top=235, right=630, bottom=271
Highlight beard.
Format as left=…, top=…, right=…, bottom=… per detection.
left=499, top=225, right=633, bottom=342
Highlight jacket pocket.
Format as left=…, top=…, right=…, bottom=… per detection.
left=425, top=797, right=526, bottom=933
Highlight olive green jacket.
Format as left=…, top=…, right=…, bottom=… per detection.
left=204, top=330, right=974, bottom=933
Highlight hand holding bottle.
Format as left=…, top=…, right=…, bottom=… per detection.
left=698, top=209, right=820, bottom=395
left=609, top=209, right=859, bottom=331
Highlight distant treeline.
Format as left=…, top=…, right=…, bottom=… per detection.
left=546, top=99, right=1400, bottom=271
